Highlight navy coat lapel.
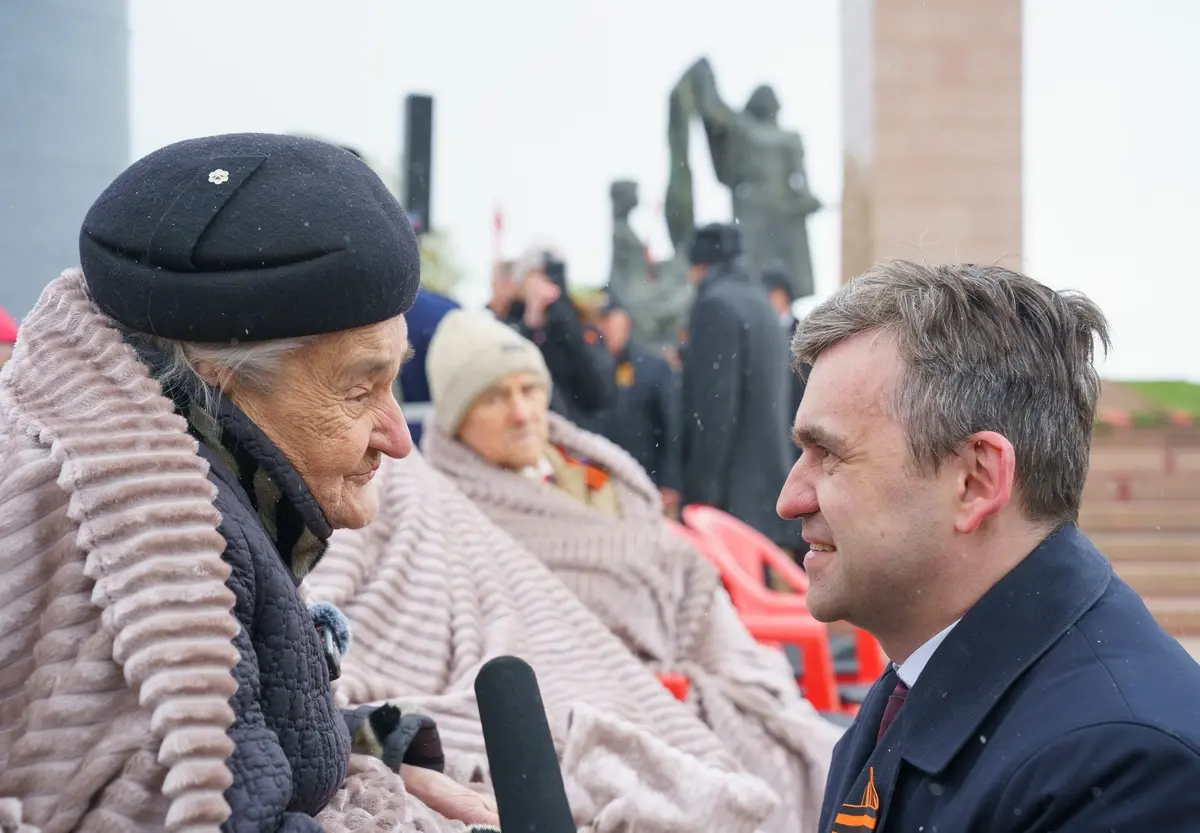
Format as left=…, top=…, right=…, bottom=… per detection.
left=899, top=525, right=1112, bottom=776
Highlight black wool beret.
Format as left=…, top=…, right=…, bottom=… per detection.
left=688, top=223, right=743, bottom=267
left=80, top=132, right=421, bottom=342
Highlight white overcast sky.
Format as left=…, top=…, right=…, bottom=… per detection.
left=129, top=0, right=1199, bottom=381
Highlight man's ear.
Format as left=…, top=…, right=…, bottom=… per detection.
left=953, top=430, right=1017, bottom=534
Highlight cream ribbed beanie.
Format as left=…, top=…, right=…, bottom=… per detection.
left=425, top=309, right=552, bottom=435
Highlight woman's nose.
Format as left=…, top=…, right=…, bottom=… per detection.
left=380, top=401, right=415, bottom=459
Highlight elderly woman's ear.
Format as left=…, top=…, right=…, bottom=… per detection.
left=190, top=358, right=226, bottom=390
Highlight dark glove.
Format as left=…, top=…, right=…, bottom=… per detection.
left=343, top=704, right=446, bottom=773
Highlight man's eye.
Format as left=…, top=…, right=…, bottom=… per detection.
left=348, top=389, right=371, bottom=402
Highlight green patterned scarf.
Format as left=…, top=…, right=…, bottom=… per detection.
left=185, top=394, right=332, bottom=580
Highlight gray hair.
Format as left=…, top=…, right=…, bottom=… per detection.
left=792, top=260, right=1110, bottom=524
left=120, top=327, right=313, bottom=414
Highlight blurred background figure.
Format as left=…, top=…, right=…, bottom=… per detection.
left=680, top=224, right=804, bottom=553
left=488, top=244, right=614, bottom=430
left=761, top=265, right=809, bottom=455
left=595, top=288, right=683, bottom=517
left=398, top=286, right=461, bottom=446
left=0, top=307, right=17, bottom=370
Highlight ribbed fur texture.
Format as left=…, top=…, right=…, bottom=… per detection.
left=423, top=414, right=843, bottom=833
left=307, top=451, right=780, bottom=833
left=0, top=272, right=478, bottom=833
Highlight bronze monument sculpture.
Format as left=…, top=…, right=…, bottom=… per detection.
left=607, top=57, right=820, bottom=347
left=669, top=57, right=820, bottom=299
left=607, top=180, right=693, bottom=350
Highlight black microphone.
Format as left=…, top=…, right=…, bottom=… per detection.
left=474, top=656, right=575, bottom=833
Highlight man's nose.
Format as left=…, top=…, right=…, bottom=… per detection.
left=777, top=463, right=818, bottom=520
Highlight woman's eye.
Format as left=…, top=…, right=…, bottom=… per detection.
left=348, top=389, right=371, bottom=403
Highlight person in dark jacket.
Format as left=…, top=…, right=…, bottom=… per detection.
left=398, top=287, right=460, bottom=446
left=761, top=265, right=809, bottom=449
left=18, top=133, right=498, bottom=831
left=679, top=223, right=801, bottom=548
left=490, top=246, right=615, bottom=429
left=595, top=289, right=683, bottom=515
left=782, top=261, right=1200, bottom=832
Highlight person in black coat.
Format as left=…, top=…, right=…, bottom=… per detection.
left=74, top=133, right=498, bottom=831
left=595, top=289, right=683, bottom=515
left=490, top=247, right=614, bottom=430
left=761, top=265, right=810, bottom=449
left=679, top=223, right=802, bottom=548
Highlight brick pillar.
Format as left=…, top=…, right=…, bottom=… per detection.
left=840, top=0, right=1023, bottom=283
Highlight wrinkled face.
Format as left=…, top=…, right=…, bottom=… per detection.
left=230, top=316, right=413, bottom=530
left=599, top=309, right=632, bottom=355
left=0, top=343, right=11, bottom=370
left=457, top=370, right=550, bottom=471
left=777, top=332, right=957, bottom=631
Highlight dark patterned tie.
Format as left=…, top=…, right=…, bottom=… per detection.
left=876, top=680, right=910, bottom=743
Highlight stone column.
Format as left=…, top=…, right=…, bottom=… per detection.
left=840, top=0, right=1023, bottom=282
left=0, top=0, right=130, bottom=317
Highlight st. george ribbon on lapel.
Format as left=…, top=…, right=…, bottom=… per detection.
left=827, top=669, right=906, bottom=833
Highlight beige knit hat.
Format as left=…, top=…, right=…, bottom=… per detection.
left=426, top=309, right=552, bottom=435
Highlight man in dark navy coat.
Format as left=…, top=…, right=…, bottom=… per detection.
left=778, top=260, right=1200, bottom=832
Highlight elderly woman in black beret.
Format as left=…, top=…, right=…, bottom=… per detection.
left=0, top=134, right=496, bottom=832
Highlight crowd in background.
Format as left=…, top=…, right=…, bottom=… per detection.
left=400, top=221, right=810, bottom=560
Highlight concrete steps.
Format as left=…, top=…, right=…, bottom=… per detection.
left=1087, top=532, right=1200, bottom=563
left=1113, top=561, right=1200, bottom=597
left=1082, top=427, right=1200, bottom=640
left=1143, top=598, right=1200, bottom=635
left=1079, top=501, right=1200, bottom=532
left=1085, top=474, right=1200, bottom=501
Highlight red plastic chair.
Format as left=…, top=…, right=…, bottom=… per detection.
left=683, top=504, right=812, bottom=600
left=738, top=613, right=840, bottom=713
left=668, top=519, right=840, bottom=712
left=670, top=518, right=809, bottom=617
left=680, top=505, right=887, bottom=690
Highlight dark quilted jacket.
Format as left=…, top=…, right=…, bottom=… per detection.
left=198, top=439, right=350, bottom=833
left=122, top=340, right=445, bottom=832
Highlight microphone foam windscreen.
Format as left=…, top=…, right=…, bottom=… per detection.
left=474, top=656, right=574, bottom=833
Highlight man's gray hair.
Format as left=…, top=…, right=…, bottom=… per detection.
left=792, top=260, right=1111, bottom=524
left=120, top=328, right=313, bottom=414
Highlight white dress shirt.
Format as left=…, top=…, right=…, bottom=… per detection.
left=894, top=619, right=960, bottom=687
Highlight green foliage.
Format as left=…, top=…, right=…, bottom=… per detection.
left=418, top=231, right=465, bottom=298
left=1124, top=381, right=1200, bottom=416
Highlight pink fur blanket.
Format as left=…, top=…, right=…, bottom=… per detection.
left=306, top=450, right=781, bottom=833
left=0, top=272, right=474, bottom=833
left=423, top=416, right=843, bottom=833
